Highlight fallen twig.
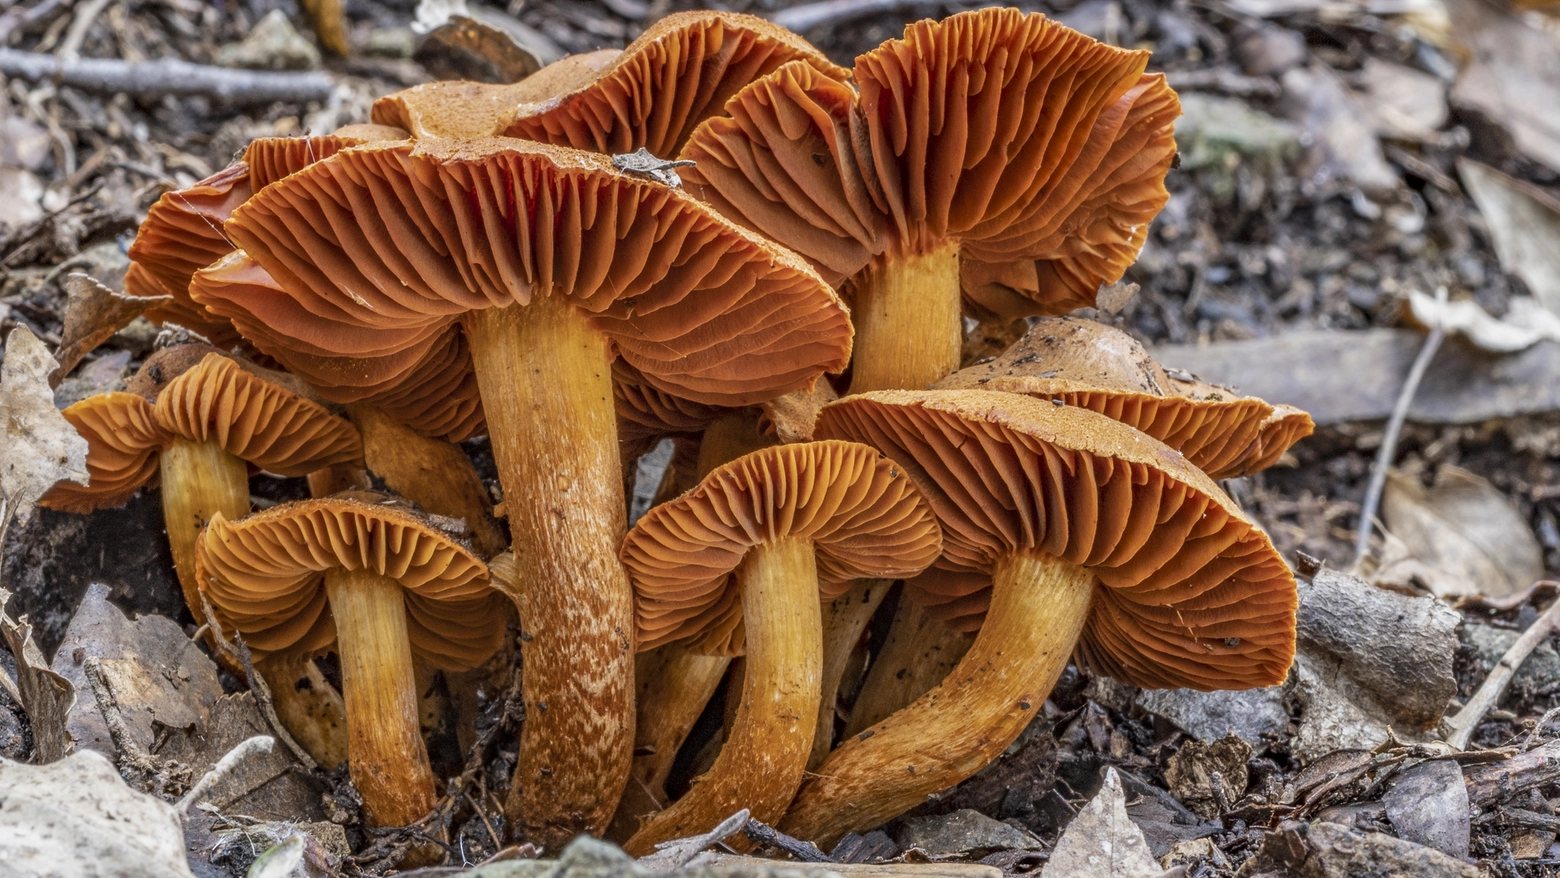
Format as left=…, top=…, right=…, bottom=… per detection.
left=1443, top=588, right=1560, bottom=750
left=1352, top=285, right=1448, bottom=568
left=82, top=656, right=168, bottom=782
left=0, top=49, right=336, bottom=103
left=56, top=0, right=114, bottom=62
left=199, top=594, right=317, bottom=771
left=769, top=0, right=948, bottom=31
left=1166, top=67, right=1281, bottom=98
left=175, top=735, right=275, bottom=813
left=742, top=817, right=833, bottom=862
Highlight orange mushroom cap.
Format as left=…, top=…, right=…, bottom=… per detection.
left=815, top=390, right=1297, bottom=691
left=195, top=496, right=504, bottom=668
left=202, top=137, right=853, bottom=412
left=623, top=440, right=942, bottom=655
left=680, top=8, right=1179, bottom=311
left=937, top=317, right=1314, bottom=479
left=39, top=393, right=173, bottom=512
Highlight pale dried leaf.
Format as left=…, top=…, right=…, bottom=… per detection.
left=1356, top=58, right=1448, bottom=141
left=51, top=273, right=170, bottom=387
left=1, top=326, right=90, bottom=527
left=1382, top=466, right=1544, bottom=597
left=1041, top=768, right=1161, bottom=878
left=1407, top=290, right=1560, bottom=353
left=1458, top=160, right=1560, bottom=316
left=1450, top=0, right=1560, bottom=174
left=0, top=749, right=196, bottom=876
left=0, top=586, right=74, bottom=763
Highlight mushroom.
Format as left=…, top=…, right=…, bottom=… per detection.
left=679, top=8, right=1179, bottom=392
left=194, top=494, right=505, bottom=827
left=196, top=137, right=853, bottom=841
left=374, top=11, right=844, bottom=152
left=619, top=441, right=941, bottom=852
left=777, top=390, right=1297, bottom=846
left=845, top=316, right=1315, bottom=734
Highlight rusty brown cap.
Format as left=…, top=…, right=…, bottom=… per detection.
left=623, top=440, right=941, bottom=655
left=680, top=9, right=1179, bottom=315
left=937, top=317, right=1314, bottom=479
left=815, top=390, right=1296, bottom=690
left=195, top=497, right=503, bottom=668
left=39, top=393, right=173, bottom=513
left=217, top=137, right=853, bottom=409
left=155, top=353, right=363, bottom=475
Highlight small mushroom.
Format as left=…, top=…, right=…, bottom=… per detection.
left=680, top=9, right=1180, bottom=393
left=200, top=137, right=853, bottom=842
left=619, top=441, right=941, bottom=852
left=779, top=390, right=1297, bottom=847
left=194, top=494, right=504, bottom=827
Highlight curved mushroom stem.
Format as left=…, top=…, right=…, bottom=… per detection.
left=160, top=438, right=250, bottom=618
left=465, top=298, right=635, bottom=844
left=779, top=552, right=1093, bottom=848
left=257, top=651, right=348, bottom=770
left=609, top=645, right=732, bottom=841
left=843, top=603, right=974, bottom=739
left=625, top=537, right=822, bottom=855
left=848, top=242, right=963, bottom=394
left=306, top=462, right=372, bottom=497
left=694, top=411, right=770, bottom=479
left=346, top=404, right=507, bottom=558
left=809, top=578, right=892, bottom=769
left=324, top=566, right=438, bottom=828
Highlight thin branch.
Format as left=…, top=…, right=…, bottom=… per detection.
left=176, top=735, right=276, bottom=814
left=0, top=49, right=336, bottom=103
left=199, top=593, right=317, bottom=771
left=1352, top=285, right=1448, bottom=568
left=1443, top=588, right=1560, bottom=750
left=55, top=0, right=112, bottom=62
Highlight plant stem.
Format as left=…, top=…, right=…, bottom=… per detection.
left=465, top=298, right=634, bottom=844
left=844, top=601, right=973, bottom=738
left=159, top=438, right=249, bottom=618
left=780, top=552, right=1093, bottom=848
left=626, top=537, right=822, bottom=854
left=809, top=578, right=892, bottom=769
left=848, top=243, right=963, bottom=394
left=325, top=566, right=437, bottom=827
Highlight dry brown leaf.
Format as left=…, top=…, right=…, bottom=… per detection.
left=1041, top=769, right=1161, bottom=878
left=1382, top=466, right=1544, bottom=598
left=1457, top=160, right=1560, bottom=316
left=1, top=326, right=89, bottom=529
left=0, top=587, right=75, bottom=764
left=1356, top=57, right=1448, bottom=141
left=1450, top=0, right=1560, bottom=173
left=1407, top=290, right=1560, bottom=353
left=50, top=273, right=171, bottom=388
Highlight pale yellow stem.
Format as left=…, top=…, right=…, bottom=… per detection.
left=779, top=552, right=1094, bottom=848
left=848, top=243, right=963, bottom=394
left=694, top=411, right=770, bottom=479
left=844, top=602, right=974, bottom=739
left=465, top=298, right=634, bottom=845
left=809, top=578, right=892, bottom=769
left=325, top=566, right=437, bottom=828
left=160, top=438, right=249, bottom=619
left=257, top=652, right=348, bottom=771
left=626, top=537, right=822, bottom=854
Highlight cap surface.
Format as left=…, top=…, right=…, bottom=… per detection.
left=156, top=353, right=363, bottom=475
left=215, top=137, right=853, bottom=409
left=937, top=318, right=1314, bottom=479
left=39, top=393, right=173, bottom=512
left=680, top=8, right=1179, bottom=314
left=195, top=497, right=503, bottom=668
left=815, top=390, right=1296, bottom=690
left=623, top=440, right=941, bottom=654
left=501, top=12, right=846, bottom=158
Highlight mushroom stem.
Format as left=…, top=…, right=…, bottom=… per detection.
left=611, top=644, right=732, bottom=840
left=464, top=297, right=635, bottom=842
left=809, top=578, right=892, bottom=769
left=844, top=602, right=974, bottom=738
left=159, top=438, right=250, bottom=617
left=694, top=411, right=769, bottom=479
left=780, top=552, right=1093, bottom=847
left=625, top=536, right=823, bottom=854
left=324, top=565, right=438, bottom=828
left=848, top=243, right=963, bottom=394
left=257, top=651, right=348, bottom=770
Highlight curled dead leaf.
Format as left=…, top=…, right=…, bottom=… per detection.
left=51, top=273, right=171, bottom=388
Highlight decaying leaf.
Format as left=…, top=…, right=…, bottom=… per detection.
left=1165, top=735, right=1252, bottom=819
left=1407, top=290, right=1560, bottom=353
left=1, top=326, right=90, bottom=529
left=0, top=749, right=197, bottom=876
left=1356, top=57, right=1448, bottom=142
left=1041, top=768, right=1161, bottom=878
left=1382, top=759, right=1470, bottom=860
left=1457, top=160, right=1560, bottom=316
left=1382, top=466, right=1544, bottom=598
left=0, top=586, right=75, bottom=763
left=1449, top=0, right=1560, bottom=174
left=50, top=273, right=170, bottom=388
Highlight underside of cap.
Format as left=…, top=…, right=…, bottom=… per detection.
left=155, top=353, right=364, bottom=475
left=501, top=11, right=847, bottom=158
left=936, top=318, right=1314, bottom=479
left=196, top=499, right=502, bottom=668
left=39, top=393, right=173, bottom=513
left=222, top=137, right=853, bottom=409
left=244, top=125, right=408, bottom=191
left=623, top=440, right=941, bottom=653
left=192, top=253, right=487, bottom=442
left=815, top=390, right=1296, bottom=690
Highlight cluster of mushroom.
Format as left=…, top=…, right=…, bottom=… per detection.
left=41, top=5, right=1313, bottom=860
